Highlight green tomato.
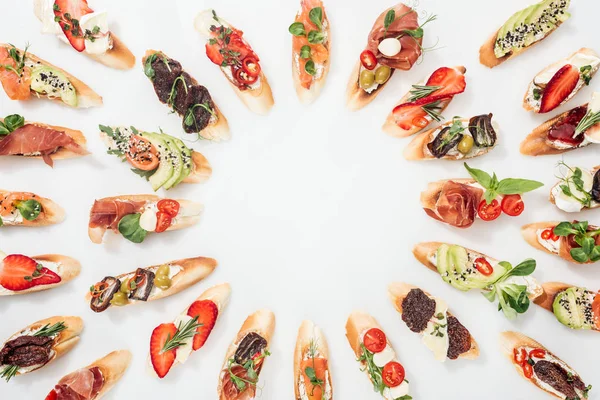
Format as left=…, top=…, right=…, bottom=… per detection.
left=457, top=135, right=474, bottom=154
left=110, top=291, right=129, bottom=306
left=154, top=275, right=172, bottom=290
left=359, top=70, right=375, bottom=89
left=374, top=65, right=391, bottom=84
left=156, top=264, right=170, bottom=277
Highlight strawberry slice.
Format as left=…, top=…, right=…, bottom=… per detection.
left=53, top=0, right=94, bottom=52
left=0, top=254, right=61, bottom=291
left=539, top=64, right=580, bottom=113
left=45, top=390, right=58, bottom=400
left=425, top=67, right=467, bottom=98
left=392, top=93, right=454, bottom=130
left=205, top=43, right=224, bottom=65
left=187, top=300, right=218, bottom=351
left=150, top=323, right=178, bottom=378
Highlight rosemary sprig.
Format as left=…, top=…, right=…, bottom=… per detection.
left=408, top=84, right=441, bottom=101
left=574, top=109, right=600, bottom=136
left=33, top=322, right=67, bottom=337
left=421, top=100, right=444, bottom=122
left=0, top=365, right=19, bottom=382
left=161, top=316, right=202, bottom=353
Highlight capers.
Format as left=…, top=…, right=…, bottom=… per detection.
left=374, top=65, right=391, bottom=84
left=156, top=264, right=170, bottom=277
left=154, top=275, right=172, bottom=290
left=360, top=70, right=375, bottom=89
left=457, top=135, right=474, bottom=155
left=110, top=291, right=128, bottom=306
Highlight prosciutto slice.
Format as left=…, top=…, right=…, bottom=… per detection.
left=89, top=199, right=145, bottom=231
left=221, top=359, right=264, bottom=400
left=424, top=181, right=483, bottom=228
left=52, top=367, right=103, bottom=400
left=367, top=3, right=422, bottom=70
left=0, top=124, right=88, bottom=167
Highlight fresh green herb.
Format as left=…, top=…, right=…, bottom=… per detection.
left=1, top=44, right=30, bottom=77
left=289, top=22, right=306, bottom=37
left=583, top=385, right=592, bottom=398
left=144, top=53, right=158, bottom=79
left=307, top=30, right=324, bottom=44
left=527, top=358, right=536, bottom=366
left=309, top=7, right=323, bottom=30
left=304, top=339, right=325, bottom=399
left=99, top=125, right=128, bottom=159
left=14, top=199, right=42, bottom=221
left=400, top=14, right=437, bottom=40
left=227, top=349, right=270, bottom=392
left=533, top=87, right=542, bottom=101
left=117, top=213, right=148, bottom=244
left=167, top=75, right=188, bottom=108
left=300, top=45, right=311, bottom=59
left=161, top=316, right=203, bottom=353
left=574, top=108, right=600, bottom=137
left=431, top=321, right=447, bottom=337
left=556, top=162, right=593, bottom=208
left=0, top=114, right=25, bottom=136
left=408, top=84, right=441, bottom=102
left=0, top=218, right=3, bottom=227
left=131, top=168, right=156, bottom=181
left=464, top=162, right=544, bottom=205
left=0, top=365, right=19, bottom=382
left=421, top=100, right=443, bottom=122
left=357, top=343, right=385, bottom=394
left=580, top=65, right=593, bottom=85
left=33, top=322, right=67, bottom=337
left=184, top=102, right=216, bottom=130
left=305, top=60, right=317, bottom=76
left=24, top=263, right=46, bottom=282
left=436, top=117, right=465, bottom=150
left=383, top=9, right=395, bottom=38
left=553, top=221, right=600, bottom=263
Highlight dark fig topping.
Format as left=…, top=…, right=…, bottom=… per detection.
left=592, top=169, right=600, bottom=203
left=428, top=126, right=463, bottom=158
left=90, top=276, right=121, bottom=313
left=128, top=268, right=155, bottom=301
left=0, top=336, right=53, bottom=367
left=469, top=113, right=497, bottom=148
left=234, top=332, right=267, bottom=365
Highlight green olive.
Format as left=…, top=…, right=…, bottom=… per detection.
left=374, top=65, right=391, bottom=84
left=156, top=264, right=170, bottom=277
left=359, top=70, right=375, bottom=89
left=457, top=135, right=474, bottom=154
left=154, top=275, right=172, bottom=290
left=110, top=291, right=129, bottom=306
left=119, top=279, right=131, bottom=294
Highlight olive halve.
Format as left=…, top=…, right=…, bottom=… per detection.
left=427, top=126, right=464, bottom=158
left=234, top=332, right=268, bottom=365
left=468, top=114, right=497, bottom=148
left=592, top=169, right=600, bottom=203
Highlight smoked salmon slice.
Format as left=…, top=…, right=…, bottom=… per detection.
left=0, top=47, right=31, bottom=100
left=292, top=0, right=328, bottom=89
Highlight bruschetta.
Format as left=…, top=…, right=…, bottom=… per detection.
left=0, top=114, right=88, bottom=167
left=404, top=114, right=498, bottom=160
left=289, top=0, right=330, bottom=104
left=195, top=10, right=274, bottom=115
left=99, top=125, right=212, bottom=191
left=521, top=91, right=600, bottom=156
left=413, top=242, right=543, bottom=320
left=148, top=283, right=230, bottom=379
left=382, top=66, right=467, bottom=137
left=293, top=320, right=333, bottom=400
left=388, top=282, right=479, bottom=361
left=87, top=257, right=217, bottom=313
left=479, top=0, right=571, bottom=68
left=522, top=220, right=600, bottom=264
left=142, top=50, right=230, bottom=141
left=523, top=48, right=599, bottom=113
left=33, top=0, right=135, bottom=69
left=421, top=163, right=543, bottom=228
left=0, top=252, right=80, bottom=296
left=0, top=316, right=82, bottom=382
left=0, top=43, right=101, bottom=107
left=88, top=195, right=203, bottom=244
left=345, top=311, right=410, bottom=400
left=45, top=350, right=131, bottom=399
left=346, top=3, right=430, bottom=111
left=217, top=309, right=275, bottom=400
left=0, top=190, right=64, bottom=227
left=535, top=282, right=600, bottom=331
left=549, top=163, right=600, bottom=212
left=500, top=331, right=591, bottom=399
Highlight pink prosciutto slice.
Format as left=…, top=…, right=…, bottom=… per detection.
left=88, top=199, right=145, bottom=237
left=0, top=124, right=88, bottom=167
left=48, top=367, right=103, bottom=400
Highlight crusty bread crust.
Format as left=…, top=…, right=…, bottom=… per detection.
left=0, top=44, right=103, bottom=108
left=81, top=350, right=132, bottom=399
left=521, top=221, right=561, bottom=255
left=293, top=320, right=332, bottom=400
left=387, top=282, right=479, bottom=360
left=346, top=60, right=395, bottom=111
left=87, top=34, right=135, bottom=70
left=534, top=282, right=572, bottom=312
left=0, top=190, right=65, bottom=226
left=420, top=178, right=475, bottom=211
left=549, top=166, right=600, bottom=210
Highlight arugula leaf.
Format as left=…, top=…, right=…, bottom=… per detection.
left=358, top=343, right=385, bottom=394
left=309, top=7, right=323, bottom=30
left=289, top=22, right=306, bottom=37
left=117, top=213, right=148, bottom=243
left=15, top=199, right=42, bottom=221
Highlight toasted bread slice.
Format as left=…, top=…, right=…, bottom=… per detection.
left=534, top=282, right=574, bottom=312
left=0, top=190, right=65, bottom=227
left=388, top=282, right=479, bottom=360
left=293, top=320, right=332, bottom=400
left=521, top=221, right=580, bottom=263
left=549, top=166, right=600, bottom=211
left=346, top=60, right=395, bottom=111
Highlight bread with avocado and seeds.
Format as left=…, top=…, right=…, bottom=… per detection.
left=535, top=282, right=600, bottom=331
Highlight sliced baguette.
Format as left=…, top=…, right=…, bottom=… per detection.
left=521, top=221, right=575, bottom=261
left=217, top=309, right=275, bottom=399
left=387, top=282, right=479, bottom=360
left=0, top=44, right=102, bottom=108
left=549, top=166, right=600, bottom=211
left=1, top=316, right=83, bottom=377
left=293, top=320, right=332, bottom=400
left=0, top=254, right=81, bottom=296
left=85, top=256, right=218, bottom=311
left=346, top=60, right=395, bottom=111
left=0, top=190, right=65, bottom=227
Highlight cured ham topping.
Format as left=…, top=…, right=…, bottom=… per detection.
left=88, top=199, right=145, bottom=230
left=50, top=367, right=104, bottom=400
left=424, top=181, right=483, bottom=228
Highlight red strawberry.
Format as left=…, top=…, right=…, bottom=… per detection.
left=539, top=64, right=580, bottom=113
left=187, top=300, right=218, bottom=351
left=150, top=323, right=178, bottom=378
left=205, top=43, right=224, bottom=65
left=425, top=66, right=467, bottom=97
left=45, top=390, right=58, bottom=400
left=0, top=254, right=61, bottom=291
left=53, top=0, right=94, bottom=52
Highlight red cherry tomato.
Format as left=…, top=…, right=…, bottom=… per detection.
left=477, top=199, right=501, bottom=221
left=360, top=50, right=377, bottom=70
left=242, top=56, right=261, bottom=77
left=45, top=390, right=58, bottom=400
left=155, top=211, right=173, bottom=233
left=363, top=328, right=387, bottom=353
left=233, top=67, right=258, bottom=85
left=522, top=362, right=534, bottom=379
left=157, top=199, right=180, bottom=218
left=474, top=257, right=493, bottom=276
left=382, top=361, right=405, bottom=388
left=501, top=194, right=524, bottom=216
left=513, top=348, right=527, bottom=365
left=529, top=349, right=546, bottom=359
left=541, top=228, right=559, bottom=241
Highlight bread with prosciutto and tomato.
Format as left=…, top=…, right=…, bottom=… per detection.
left=293, top=320, right=333, bottom=400
left=33, top=0, right=135, bottom=70
left=195, top=10, right=274, bottom=115
left=0, top=190, right=65, bottom=227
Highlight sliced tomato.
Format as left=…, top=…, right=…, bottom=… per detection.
left=155, top=211, right=172, bottom=233
left=522, top=362, right=534, bottom=379
left=501, top=194, right=524, bottom=216
left=157, top=199, right=180, bottom=218
left=126, top=135, right=159, bottom=171
left=242, top=56, right=261, bottom=77
left=529, top=349, right=546, bottom=359
left=513, top=348, right=527, bottom=365
left=477, top=199, right=501, bottom=221
left=360, top=50, right=377, bottom=70
left=363, top=328, right=386, bottom=353
left=382, top=361, right=405, bottom=388
left=474, top=257, right=493, bottom=276
left=234, top=67, right=258, bottom=85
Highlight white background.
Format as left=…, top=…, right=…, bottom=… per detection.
left=1, top=0, right=599, bottom=399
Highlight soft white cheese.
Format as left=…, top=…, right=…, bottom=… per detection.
left=80, top=11, right=111, bottom=55
left=177, top=202, right=204, bottom=218
left=378, top=38, right=402, bottom=57
left=298, top=374, right=309, bottom=400
left=173, top=314, right=194, bottom=364
left=194, top=9, right=230, bottom=38
left=0, top=209, right=23, bottom=226
left=387, top=380, right=410, bottom=399
left=536, top=229, right=561, bottom=254
left=551, top=167, right=594, bottom=212
left=372, top=344, right=396, bottom=368
left=139, top=206, right=158, bottom=232
left=421, top=297, right=449, bottom=362
left=504, top=275, right=543, bottom=299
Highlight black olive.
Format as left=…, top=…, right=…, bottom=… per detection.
left=592, top=169, right=600, bottom=203
left=469, top=114, right=497, bottom=148
left=427, top=126, right=463, bottom=158
left=234, top=332, right=267, bottom=365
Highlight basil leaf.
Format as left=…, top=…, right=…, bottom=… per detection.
left=308, top=7, right=323, bottom=30
left=288, top=22, right=306, bottom=37
left=117, top=213, right=148, bottom=243
left=305, top=60, right=316, bottom=76
left=300, top=45, right=311, bottom=59
left=570, top=247, right=589, bottom=263
left=3, top=114, right=24, bottom=132
left=553, top=221, right=576, bottom=237
left=307, top=30, right=324, bottom=44
left=484, top=190, right=497, bottom=205
left=15, top=199, right=42, bottom=221
left=144, top=53, right=158, bottom=79
left=507, top=259, right=536, bottom=277
left=496, top=178, right=544, bottom=195
left=384, top=9, right=395, bottom=29
left=464, top=163, right=492, bottom=189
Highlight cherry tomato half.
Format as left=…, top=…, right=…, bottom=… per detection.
left=242, top=56, right=261, bottom=77
left=126, top=135, right=159, bottom=171
left=233, top=67, right=258, bottom=85
left=155, top=211, right=173, bottom=233
left=522, top=362, right=533, bottom=379
left=474, top=257, right=494, bottom=276
left=363, top=328, right=387, bottom=353
left=513, top=348, right=527, bottom=365
left=157, top=199, right=180, bottom=218
left=501, top=194, right=524, bottom=216
left=382, top=361, right=405, bottom=388
left=477, top=199, right=501, bottom=221
left=541, top=228, right=560, bottom=241
left=529, top=349, right=546, bottom=359
left=360, top=50, right=377, bottom=70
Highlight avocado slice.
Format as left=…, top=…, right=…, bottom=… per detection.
left=169, top=136, right=192, bottom=187
left=436, top=245, right=471, bottom=291
left=553, top=287, right=594, bottom=330
left=138, top=131, right=174, bottom=191
left=30, top=66, right=77, bottom=107
left=522, top=1, right=557, bottom=46
left=161, top=136, right=184, bottom=190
